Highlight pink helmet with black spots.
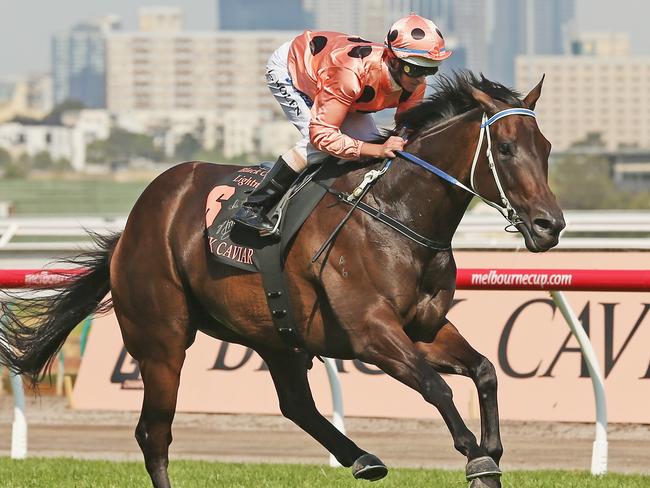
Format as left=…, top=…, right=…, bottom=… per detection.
left=385, top=13, right=452, bottom=67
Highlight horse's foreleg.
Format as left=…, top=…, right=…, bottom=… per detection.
left=414, top=321, right=503, bottom=464
left=357, top=314, right=500, bottom=485
left=259, top=348, right=387, bottom=481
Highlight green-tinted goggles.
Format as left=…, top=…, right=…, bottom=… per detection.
left=401, top=62, right=439, bottom=78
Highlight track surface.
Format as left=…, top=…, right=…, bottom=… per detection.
left=1, top=397, right=649, bottom=474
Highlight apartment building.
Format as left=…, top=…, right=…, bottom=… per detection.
left=516, top=35, right=650, bottom=151
left=106, top=27, right=295, bottom=115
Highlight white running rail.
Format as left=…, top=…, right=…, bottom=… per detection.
left=1, top=212, right=649, bottom=251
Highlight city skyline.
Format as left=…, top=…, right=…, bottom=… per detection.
left=0, top=0, right=647, bottom=78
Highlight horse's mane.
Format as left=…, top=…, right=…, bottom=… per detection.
left=395, top=71, right=525, bottom=134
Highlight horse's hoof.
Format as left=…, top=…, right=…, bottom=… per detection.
left=468, top=476, right=502, bottom=488
left=466, top=456, right=501, bottom=480
left=351, top=453, right=388, bottom=481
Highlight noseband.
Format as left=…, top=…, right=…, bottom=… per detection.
left=396, top=107, right=537, bottom=229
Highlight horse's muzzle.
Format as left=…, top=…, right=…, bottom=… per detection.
left=517, top=209, right=565, bottom=252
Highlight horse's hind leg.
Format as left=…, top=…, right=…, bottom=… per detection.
left=112, top=286, right=191, bottom=488
left=258, top=348, right=387, bottom=481
left=414, top=321, right=503, bottom=464
left=135, top=348, right=185, bottom=488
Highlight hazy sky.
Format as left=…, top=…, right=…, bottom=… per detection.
left=0, top=0, right=647, bottom=77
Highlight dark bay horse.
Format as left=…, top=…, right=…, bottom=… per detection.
left=0, top=73, right=564, bottom=488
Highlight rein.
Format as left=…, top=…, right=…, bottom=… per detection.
left=311, top=107, right=537, bottom=262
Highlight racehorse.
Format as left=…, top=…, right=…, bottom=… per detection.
left=0, top=73, right=564, bottom=488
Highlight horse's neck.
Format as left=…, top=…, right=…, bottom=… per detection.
left=376, top=113, right=480, bottom=247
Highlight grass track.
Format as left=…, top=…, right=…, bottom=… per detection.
left=0, top=458, right=648, bottom=487
left=0, top=179, right=149, bottom=216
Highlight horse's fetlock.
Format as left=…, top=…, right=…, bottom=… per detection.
left=453, top=430, right=481, bottom=458
left=486, top=442, right=503, bottom=463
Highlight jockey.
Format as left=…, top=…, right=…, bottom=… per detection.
left=233, top=13, right=452, bottom=234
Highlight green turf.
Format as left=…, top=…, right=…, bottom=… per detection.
left=0, top=458, right=647, bottom=487
left=0, top=179, right=149, bottom=216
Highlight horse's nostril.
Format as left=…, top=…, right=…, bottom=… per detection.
left=533, top=217, right=553, bottom=232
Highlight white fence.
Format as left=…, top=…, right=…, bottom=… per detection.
left=1, top=211, right=649, bottom=256
left=454, top=209, right=650, bottom=250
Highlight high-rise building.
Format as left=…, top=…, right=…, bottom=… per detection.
left=448, top=0, right=488, bottom=72
left=216, top=0, right=312, bottom=30
left=527, top=0, right=575, bottom=56
left=106, top=28, right=296, bottom=114
left=516, top=45, right=649, bottom=151
left=51, top=16, right=121, bottom=109
left=490, top=0, right=575, bottom=86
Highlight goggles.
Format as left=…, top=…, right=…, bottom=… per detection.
left=400, top=62, right=439, bottom=78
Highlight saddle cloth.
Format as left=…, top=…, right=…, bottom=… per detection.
left=205, top=162, right=342, bottom=273
left=205, top=164, right=272, bottom=272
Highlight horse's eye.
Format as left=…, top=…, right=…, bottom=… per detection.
left=498, top=143, right=513, bottom=156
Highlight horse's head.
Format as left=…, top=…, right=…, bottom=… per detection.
left=467, top=76, right=565, bottom=252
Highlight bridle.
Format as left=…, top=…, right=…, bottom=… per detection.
left=311, top=107, right=539, bottom=260
left=395, top=107, right=537, bottom=229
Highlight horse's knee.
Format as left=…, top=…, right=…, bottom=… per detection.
left=422, top=376, right=453, bottom=407
left=279, top=397, right=316, bottom=425
left=473, top=357, right=498, bottom=394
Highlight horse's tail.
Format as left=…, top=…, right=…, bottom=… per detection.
left=0, top=232, right=121, bottom=387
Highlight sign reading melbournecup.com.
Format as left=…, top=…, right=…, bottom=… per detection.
left=73, top=252, right=650, bottom=423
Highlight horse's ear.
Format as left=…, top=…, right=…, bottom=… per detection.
left=523, top=74, right=545, bottom=110
left=469, top=86, right=498, bottom=116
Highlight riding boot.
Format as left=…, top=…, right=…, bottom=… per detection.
left=232, top=156, right=299, bottom=234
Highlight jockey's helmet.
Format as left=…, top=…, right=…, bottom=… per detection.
left=385, top=13, right=452, bottom=67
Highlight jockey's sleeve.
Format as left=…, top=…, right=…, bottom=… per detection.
left=395, top=82, right=426, bottom=118
left=309, top=67, right=364, bottom=159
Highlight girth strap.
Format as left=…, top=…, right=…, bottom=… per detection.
left=254, top=239, right=305, bottom=350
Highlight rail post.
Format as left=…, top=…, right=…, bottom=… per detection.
left=1, top=302, right=28, bottom=459
left=550, top=290, right=608, bottom=475
left=9, top=372, right=27, bottom=459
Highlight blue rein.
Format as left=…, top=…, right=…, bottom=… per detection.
left=394, top=149, right=478, bottom=197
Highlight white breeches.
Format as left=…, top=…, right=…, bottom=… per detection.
left=266, top=41, right=378, bottom=171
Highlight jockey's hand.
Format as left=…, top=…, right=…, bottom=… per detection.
left=359, top=136, right=406, bottom=159
left=381, top=136, right=406, bottom=157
